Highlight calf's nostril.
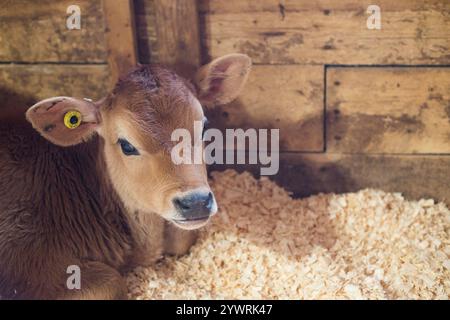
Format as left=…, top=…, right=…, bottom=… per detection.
left=173, top=192, right=215, bottom=219
left=174, top=198, right=191, bottom=211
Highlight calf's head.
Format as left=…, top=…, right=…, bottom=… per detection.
left=26, top=54, right=251, bottom=230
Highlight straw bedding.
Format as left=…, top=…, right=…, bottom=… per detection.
left=127, top=170, right=450, bottom=300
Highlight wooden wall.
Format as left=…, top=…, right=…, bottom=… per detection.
left=0, top=0, right=109, bottom=106
left=1, top=0, right=449, bottom=202
left=197, top=0, right=450, bottom=202
left=137, top=0, right=450, bottom=202
left=0, top=0, right=136, bottom=107
left=134, top=0, right=450, bottom=202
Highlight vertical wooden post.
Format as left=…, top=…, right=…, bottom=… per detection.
left=102, top=0, right=138, bottom=89
left=153, top=0, right=201, bottom=77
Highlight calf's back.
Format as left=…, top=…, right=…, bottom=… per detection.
left=0, top=116, right=134, bottom=299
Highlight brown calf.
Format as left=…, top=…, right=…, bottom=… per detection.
left=0, top=54, right=251, bottom=299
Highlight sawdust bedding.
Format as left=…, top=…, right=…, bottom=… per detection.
left=127, top=170, right=450, bottom=300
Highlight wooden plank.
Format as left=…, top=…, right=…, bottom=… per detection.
left=209, top=153, right=450, bottom=205
left=200, top=0, right=450, bottom=65
left=326, top=67, right=450, bottom=154
left=134, top=0, right=159, bottom=64
left=103, top=0, right=138, bottom=88
left=153, top=0, right=201, bottom=77
left=206, top=65, right=324, bottom=152
left=0, top=0, right=107, bottom=63
left=199, top=0, right=448, bottom=13
left=0, top=64, right=110, bottom=109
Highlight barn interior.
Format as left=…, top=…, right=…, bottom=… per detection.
left=0, top=0, right=449, bottom=299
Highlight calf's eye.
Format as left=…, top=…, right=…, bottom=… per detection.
left=118, top=138, right=140, bottom=156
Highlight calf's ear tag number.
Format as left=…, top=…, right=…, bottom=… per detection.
left=64, top=110, right=82, bottom=129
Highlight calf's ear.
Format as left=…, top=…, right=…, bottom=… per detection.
left=194, top=53, right=251, bottom=107
left=26, top=96, right=101, bottom=147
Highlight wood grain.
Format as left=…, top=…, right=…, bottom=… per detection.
left=103, top=0, right=138, bottom=88
left=209, top=153, right=450, bottom=205
left=0, top=0, right=107, bottom=63
left=200, top=0, right=450, bottom=65
left=134, top=0, right=159, bottom=64
left=199, top=0, right=448, bottom=13
left=326, top=67, right=450, bottom=154
left=153, top=0, right=201, bottom=77
left=0, top=64, right=110, bottom=108
left=207, top=65, right=324, bottom=152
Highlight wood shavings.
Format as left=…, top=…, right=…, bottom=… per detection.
left=127, top=170, right=450, bottom=300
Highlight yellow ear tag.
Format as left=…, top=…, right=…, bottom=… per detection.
left=63, top=110, right=82, bottom=129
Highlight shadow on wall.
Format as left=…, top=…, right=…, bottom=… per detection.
left=205, top=97, right=357, bottom=199
left=207, top=155, right=356, bottom=200
left=206, top=97, right=324, bottom=152
left=206, top=96, right=450, bottom=205
left=208, top=149, right=450, bottom=205
left=0, top=87, right=37, bottom=122
left=134, top=0, right=155, bottom=64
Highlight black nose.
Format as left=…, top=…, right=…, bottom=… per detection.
left=173, top=192, right=214, bottom=219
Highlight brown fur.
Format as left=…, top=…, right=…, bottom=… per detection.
left=0, top=54, right=251, bottom=300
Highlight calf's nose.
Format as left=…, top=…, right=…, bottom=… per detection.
left=173, top=192, right=214, bottom=219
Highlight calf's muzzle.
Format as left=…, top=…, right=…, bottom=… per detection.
left=173, top=191, right=215, bottom=220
